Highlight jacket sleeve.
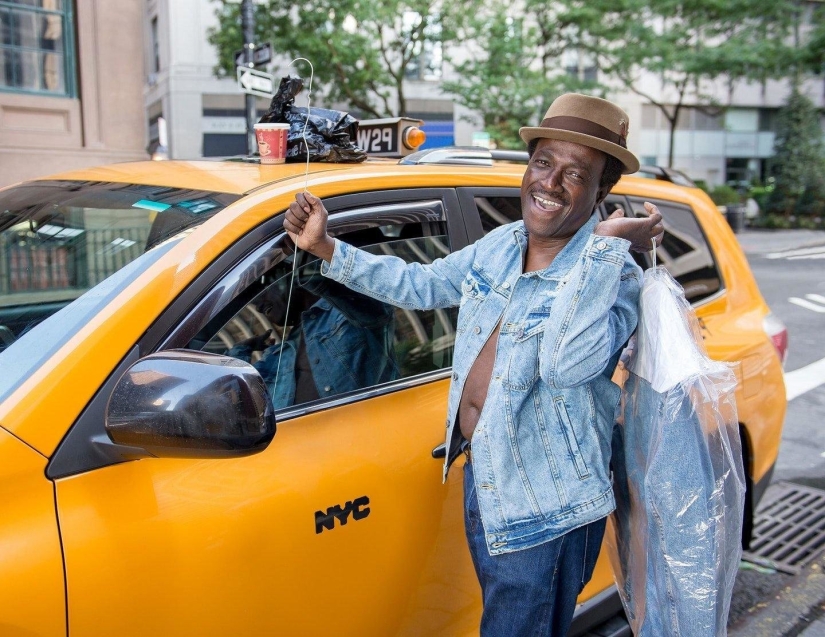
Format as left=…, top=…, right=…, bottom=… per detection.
left=320, top=238, right=476, bottom=310
left=539, top=234, right=641, bottom=388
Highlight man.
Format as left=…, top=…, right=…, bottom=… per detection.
left=284, top=93, right=663, bottom=635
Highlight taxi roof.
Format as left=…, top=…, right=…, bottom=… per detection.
left=38, top=156, right=698, bottom=204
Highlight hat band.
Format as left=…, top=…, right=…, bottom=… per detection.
left=540, top=116, right=627, bottom=148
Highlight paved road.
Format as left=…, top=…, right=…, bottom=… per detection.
left=740, top=229, right=825, bottom=489
left=728, top=229, right=825, bottom=635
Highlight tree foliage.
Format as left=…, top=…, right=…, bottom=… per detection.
left=207, top=0, right=474, bottom=118
left=579, top=0, right=797, bottom=167
left=442, top=1, right=605, bottom=149
left=769, top=89, right=825, bottom=217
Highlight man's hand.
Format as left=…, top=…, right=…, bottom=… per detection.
left=284, top=192, right=336, bottom=262
left=594, top=202, right=664, bottom=252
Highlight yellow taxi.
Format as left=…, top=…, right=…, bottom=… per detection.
left=0, top=126, right=786, bottom=636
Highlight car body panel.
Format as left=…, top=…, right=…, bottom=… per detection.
left=55, top=379, right=479, bottom=636
left=0, top=428, right=65, bottom=637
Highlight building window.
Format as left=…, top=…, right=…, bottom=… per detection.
left=0, top=0, right=75, bottom=96
left=150, top=15, right=159, bottom=73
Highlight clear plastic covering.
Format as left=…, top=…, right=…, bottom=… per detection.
left=608, top=265, right=746, bottom=636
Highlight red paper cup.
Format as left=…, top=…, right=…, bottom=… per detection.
left=254, top=123, right=290, bottom=164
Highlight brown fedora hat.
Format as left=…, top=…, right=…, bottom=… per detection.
left=519, top=93, right=640, bottom=174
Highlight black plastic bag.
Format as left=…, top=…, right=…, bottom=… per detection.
left=258, top=76, right=367, bottom=163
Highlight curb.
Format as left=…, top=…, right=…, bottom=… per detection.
left=729, top=554, right=825, bottom=636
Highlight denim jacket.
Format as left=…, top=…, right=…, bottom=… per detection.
left=230, top=278, right=397, bottom=409
left=322, top=214, right=642, bottom=555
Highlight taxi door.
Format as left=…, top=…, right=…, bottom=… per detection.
left=53, top=192, right=481, bottom=636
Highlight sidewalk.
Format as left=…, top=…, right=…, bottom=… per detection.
left=734, top=228, right=825, bottom=255
left=729, top=553, right=825, bottom=636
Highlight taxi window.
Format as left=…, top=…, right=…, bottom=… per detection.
left=629, top=197, right=723, bottom=303
left=0, top=180, right=239, bottom=353
left=476, top=196, right=522, bottom=234
left=186, top=220, right=456, bottom=414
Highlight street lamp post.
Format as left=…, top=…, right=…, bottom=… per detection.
left=241, top=0, right=257, bottom=155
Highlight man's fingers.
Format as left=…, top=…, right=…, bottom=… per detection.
left=283, top=217, right=303, bottom=236
left=296, top=191, right=321, bottom=214
left=606, top=207, right=625, bottom=220
left=288, top=201, right=309, bottom=222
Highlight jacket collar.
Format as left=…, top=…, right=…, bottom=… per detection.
left=512, top=213, right=599, bottom=280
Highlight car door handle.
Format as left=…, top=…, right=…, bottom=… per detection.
left=432, top=443, right=446, bottom=459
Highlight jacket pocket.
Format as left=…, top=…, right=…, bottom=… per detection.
left=554, top=397, right=591, bottom=479
left=503, top=331, right=540, bottom=390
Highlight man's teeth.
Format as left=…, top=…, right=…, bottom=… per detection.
left=533, top=195, right=562, bottom=208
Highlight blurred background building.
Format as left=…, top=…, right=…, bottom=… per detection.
left=0, top=0, right=147, bottom=188
left=2, top=0, right=823, bottom=189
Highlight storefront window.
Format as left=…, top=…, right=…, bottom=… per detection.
left=0, top=0, right=74, bottom=96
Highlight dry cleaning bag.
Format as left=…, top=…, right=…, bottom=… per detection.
left=608, top=264, right=746, bottom=636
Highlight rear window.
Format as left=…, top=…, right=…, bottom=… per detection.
left=0, top=181, right=239, bottom=400
left=628, top=197, right=723, bottom=303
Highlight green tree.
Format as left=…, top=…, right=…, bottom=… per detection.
left=207, top=0, right=473, bottom=118
left=441, top=11, right=544, bottom=149
left=442, top=1, right=605, bottom=149
left=584, top=0, right=796, bottom=168
left=770, top=88, right=825, bottom=218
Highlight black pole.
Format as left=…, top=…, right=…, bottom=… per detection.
left=241, top=0, right=257, bottom=155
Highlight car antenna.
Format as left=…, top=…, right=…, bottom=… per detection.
left=273, top=57, right=314, bottom=396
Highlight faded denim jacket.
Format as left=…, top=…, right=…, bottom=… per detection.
left=322, top=214, right=642, bottom=555
left=230, top=277, right=397, bottom=409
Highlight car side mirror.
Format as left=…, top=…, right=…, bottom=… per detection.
left=105, top=350, right=276, bottom=458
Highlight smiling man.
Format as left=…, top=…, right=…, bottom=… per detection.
left=284, top=93, right=663, bottom=636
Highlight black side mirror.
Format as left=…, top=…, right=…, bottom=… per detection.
left=105, top=350, right=276, bottom=458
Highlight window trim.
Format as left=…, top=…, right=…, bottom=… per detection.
left=0, top=0, right=77, bottom=97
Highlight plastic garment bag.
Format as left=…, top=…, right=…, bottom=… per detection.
left=608, top=263, right=746, bottom=636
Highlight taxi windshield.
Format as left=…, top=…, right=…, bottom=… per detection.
left=0, top=181, right=239, bottom=402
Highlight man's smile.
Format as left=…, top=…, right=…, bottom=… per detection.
left=531, top=193, right=566, bottom=212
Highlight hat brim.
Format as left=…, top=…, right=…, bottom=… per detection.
left=519, top=127, right=640, bottom=174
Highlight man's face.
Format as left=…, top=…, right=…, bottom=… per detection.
left=520, top=138, right=609, bottom=240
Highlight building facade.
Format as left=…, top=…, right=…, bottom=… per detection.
left=0, top=0, right=148, bottom=188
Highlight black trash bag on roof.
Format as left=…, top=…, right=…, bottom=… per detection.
left=258, top=75, right=367, bottom=163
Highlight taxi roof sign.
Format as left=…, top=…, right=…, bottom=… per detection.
left=357, top=117, right=426, bottom=157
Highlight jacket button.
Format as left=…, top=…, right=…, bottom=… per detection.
left=517, top=328, right=524, bottom=338
left=452, top=372, right=458, bottom=381
left=502, top=281, right=510, bottom=289
left=474, top=326, right=481, bottom=334
left=596, top=241, right=608, bottom=250
left=324, top=386, right=331, bottom=392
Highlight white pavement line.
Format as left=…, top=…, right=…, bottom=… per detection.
left=789, top=297, right=825, bottom=313
left=787, top=253, right=825, bottom=260
left=786, top=356, right=825, bottom=401
left=766, top=246, right=825, bottom=259
left=807, top=294, right=825, bottom=305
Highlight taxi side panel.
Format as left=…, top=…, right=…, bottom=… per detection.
left=0, top=428, right=65, bottom=637
left=55, top=381, right=480, bottom=636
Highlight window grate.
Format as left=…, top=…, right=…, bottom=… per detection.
left=742, top=482, right=825, bottom=575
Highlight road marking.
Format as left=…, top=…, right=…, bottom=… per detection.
left=788, top=253, right=825, bottom=260
left=789, top=297, right=825, bottom=313
left=766, top=246, right=825, bottom=259
left=786, top=356, right=825, bottom=401
left=807, top=294, right=825, bottom=304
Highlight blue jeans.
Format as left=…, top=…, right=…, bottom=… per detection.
left=464, top=461, right=606, bottom=636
